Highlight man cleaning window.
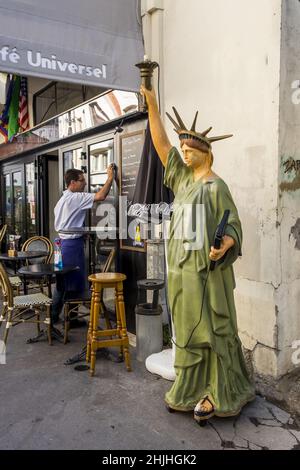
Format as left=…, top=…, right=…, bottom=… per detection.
left=51, top=165, right=114, bottom=325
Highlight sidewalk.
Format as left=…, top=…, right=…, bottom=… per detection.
left=0, top=321, right=300, bottom=450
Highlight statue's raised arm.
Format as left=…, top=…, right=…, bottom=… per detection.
left=140, top=85, right=172, bottom=167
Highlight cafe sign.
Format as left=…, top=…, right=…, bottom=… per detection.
left=0, top=0, right=143, bottom=91
left=0, top=46, right=107, bottom=82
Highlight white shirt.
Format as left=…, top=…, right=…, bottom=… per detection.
left=54, top=190, right=95, bottom=239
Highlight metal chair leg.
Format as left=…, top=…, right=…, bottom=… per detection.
left=46, top=305, right=52, bottom=346
left=64, top=303, right=69, bottom=345
left=3, top=307, right=13, bottom=346
left=36, top=309, right=41, bottom=334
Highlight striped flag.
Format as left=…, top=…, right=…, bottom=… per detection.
left=18, top=76, right=29, bottom=132
left=0, top=75, right=13, bottom=142
left=8, top=75, right=21, bottom=141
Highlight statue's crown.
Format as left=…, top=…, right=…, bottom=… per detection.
left=166, top=107, right=233, bottom=149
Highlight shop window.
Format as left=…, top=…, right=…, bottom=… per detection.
left=63, top=147, right=84, bottom=174
left=25, top=163, right=36, bottom=238
left=33, top=82, right=107, bottom=125
left=4, top=174, right=12, bottom=233
left=12, top=171, right=23, bottom=236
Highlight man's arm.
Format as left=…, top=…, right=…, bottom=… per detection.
left=140, top=85, right=172, bottom=167
left=94, top=165, right=114, bottom=201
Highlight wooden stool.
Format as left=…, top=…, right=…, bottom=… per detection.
left=86, top=272, right=131, bottom=376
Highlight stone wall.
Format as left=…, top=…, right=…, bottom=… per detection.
left=277, top=0, right=300, bottom=376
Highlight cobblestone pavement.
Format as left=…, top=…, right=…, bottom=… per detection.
left=0, top=321, right=299, bottom=450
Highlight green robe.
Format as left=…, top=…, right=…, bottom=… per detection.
left=164, top=147, right=255, bottom=416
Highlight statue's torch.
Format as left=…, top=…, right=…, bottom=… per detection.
left=135, top=55, right=159, bottom=111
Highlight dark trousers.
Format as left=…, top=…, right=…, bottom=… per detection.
left=51, top=237, right=86, bottom=323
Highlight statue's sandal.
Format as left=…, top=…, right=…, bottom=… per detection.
left=194, top=396, right=215, bottom=426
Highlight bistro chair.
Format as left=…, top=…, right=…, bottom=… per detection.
left=63, top=247, right=116, bottom=344
left=9, top=236, right=53, bottom=294
left=0, top=224, right=7, bottom=245
left=0, top=262, right=52, bottom=347
left=22, top=236, right=53, bottom=264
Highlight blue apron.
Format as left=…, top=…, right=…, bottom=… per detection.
left=61, top=237, right=86, bottom=293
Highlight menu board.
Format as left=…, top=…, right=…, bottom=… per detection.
left=119, top=130, right=146, bottom=251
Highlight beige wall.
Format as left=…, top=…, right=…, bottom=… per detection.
left=277, top=0, right=300, bottom=374
left=142, top=0, right=286, bottom=378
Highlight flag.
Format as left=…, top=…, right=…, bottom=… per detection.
left=8, top=75, right=21, bottom=141
left=0, top=75, right=30, bottom=142
left=0, top=75, right=14, bottom=142
left=19, top=76, right=29, bottom=132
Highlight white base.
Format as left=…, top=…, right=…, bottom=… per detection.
left=145, top=348, right=176, bottom=381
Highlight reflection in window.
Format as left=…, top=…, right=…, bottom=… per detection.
left=34, top=82, right=107, bottom=125
left=13, top=171, right=23, bottom=235
left=25, top=163, right=36, bottom=238
left=63, top=148, right=83, bottom=173
left=89, top=140, right=115, bottom=231
left=90, top=140, right=113, bottom=192
left=4, top=174, right=12, bottom=232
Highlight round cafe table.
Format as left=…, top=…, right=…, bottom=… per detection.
left=18, top=263, right=80, bottom=297
left=0, top=250, right=49, bottom=283
left=0, top=250, right=48, bottom=264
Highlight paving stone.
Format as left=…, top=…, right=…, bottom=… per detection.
left=209, top=417, right=236, bottom=442
left=235, top=415, right=297, bottom=450
left=233, top=436, right=248, bottom=448
left=258, top=419, right=281, bottom=427
left=266, top=404, right=291, bottom=424
left=242, top=396, right=274, bottom=420
left=249, top=443, right=262, bottom=450
left=289, top=429, right=300, bottom=442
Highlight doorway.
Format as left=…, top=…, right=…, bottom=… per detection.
left=38, top=150, right=59, bottom=244
left=1, top=152, right=59, bottom=247
left=1, top=157, right=38, bottom=247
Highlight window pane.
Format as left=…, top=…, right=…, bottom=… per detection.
left=63, top=148, right=83, bottom=173
left=89, top=140, right=113, bottom=187
left=84, top=86, right=107, bottom=101
left=4, top=174, right=12, bottom=232
left=89, top=140, right=115, bottom=231
left=12, top=171, right=23, bottom=236
left=25, top=163, right=37, bottom=238
left=34, top=84, right=56, bottom=124
left=34, top=82, right=108, bottom=125
left=56, top=83, right=83, bottom=115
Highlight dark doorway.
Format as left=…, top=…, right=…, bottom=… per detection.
left=1, top=151, right=59, bottom=247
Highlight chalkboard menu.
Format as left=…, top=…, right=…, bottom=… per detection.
left=119, top=130, right=146, bottom=251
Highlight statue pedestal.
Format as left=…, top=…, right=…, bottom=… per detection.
left=145, top=348, right=176, bottom=381
left=145, top=238, right=175, bottom=381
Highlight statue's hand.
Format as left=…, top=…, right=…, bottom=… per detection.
left=140, top=84, right=157, bottom=107
left=209, top=235, right=235, bottom=261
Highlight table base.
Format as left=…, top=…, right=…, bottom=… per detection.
left=64, top=345, right=124, bottom=366
left=26, top=326, right=64, bottom=344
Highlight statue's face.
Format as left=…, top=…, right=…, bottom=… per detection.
left=181, top=143, right=209, bottom=169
